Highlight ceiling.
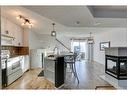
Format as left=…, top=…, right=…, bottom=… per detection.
left=90, top=6, right=127, bottom=18
left=1, top=6, right=127, bottom=38
left=23, top=6, right=94, bottom=27
left=1, top=6, right=69, bottom=36
left=24, top=6, right=127, bottom=27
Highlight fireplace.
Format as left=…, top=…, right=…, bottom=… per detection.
left=106, top=55, right=127, bottom=79
left=105, top=47, right=127, bottom=80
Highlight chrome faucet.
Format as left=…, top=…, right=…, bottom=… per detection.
left=53, top=47, right=59, bottom=55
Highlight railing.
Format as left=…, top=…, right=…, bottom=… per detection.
left=55, top=38, right=71, bottom=52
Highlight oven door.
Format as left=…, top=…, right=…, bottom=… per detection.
left=7, top=57, right=22, bottom=75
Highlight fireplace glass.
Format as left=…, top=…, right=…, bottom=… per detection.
left=119, top=60, right=127, bottom=78
left=106, top=55, right=127, bottom=79
left=107, top=58, right=117, bottom=74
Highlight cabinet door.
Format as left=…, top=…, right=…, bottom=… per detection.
left=1, top=17, right=15, bottom=37
left=21, top=56, right=25, bottom=73
left=23, top=55, right=29, bottom=72
left=1, top=16, right=6, bottom=35
left=13, top=24, right=23, bottom=46
left=16, top=25, right=23, bottom=46
left=21, top=55, right=29, bottom=73
left=6, top=19, right=15, bottom=37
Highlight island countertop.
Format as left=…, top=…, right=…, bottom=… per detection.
left=44, top=53, right=65, bottom=87
left=44, top=52, right=74, bottom=61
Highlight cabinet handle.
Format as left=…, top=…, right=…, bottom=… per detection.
left=18, top=43, right=21, bottom=46
left=5, top=30, right=9, bottom=34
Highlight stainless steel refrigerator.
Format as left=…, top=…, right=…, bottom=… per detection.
left=30, top=49, right=46, bottom=69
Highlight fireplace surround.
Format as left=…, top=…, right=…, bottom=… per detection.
left=105, top=47, right=127, bottom=80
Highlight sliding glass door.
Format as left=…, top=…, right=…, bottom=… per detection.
left=71, top=39, right=93, bottom=61
left=71, top=39, right=88, bottom=61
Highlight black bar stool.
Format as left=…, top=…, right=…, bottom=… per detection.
left=64, top=53, right=79, bottom=84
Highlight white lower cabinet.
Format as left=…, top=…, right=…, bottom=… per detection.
left=24, top=55, right=30, bottom=72
left=21, top=55, right=30, bottom=73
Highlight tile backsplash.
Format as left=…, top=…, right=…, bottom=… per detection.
left=1, top=46, right=29, bottom=57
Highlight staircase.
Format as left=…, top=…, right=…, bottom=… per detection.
left=55, top=38, right=71, bottom=52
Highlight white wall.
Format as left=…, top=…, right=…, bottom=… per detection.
left=29, top=30, right=44, bottom=49
left=94, top=28, right=127, bottom=64
left=29, top=31, right=71, bottom=52
left=56, top=35, right=71, bottom=52
left=36, top=33, right=56, bottom=50
left=23, top=29, right=29, bottom=47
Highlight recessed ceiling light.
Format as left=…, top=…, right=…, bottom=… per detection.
left=75, top=21, right=80, bottom=25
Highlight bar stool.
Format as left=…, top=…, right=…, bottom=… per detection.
left=64, top=53, right=79, bottom=84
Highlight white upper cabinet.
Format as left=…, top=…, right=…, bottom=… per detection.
left=1, top=17, right=15, bottom=37
left=13, top=24, right=23, bottom=46
left=17, top=25, right=23, bottom=46
left=1, top=16, right=6, bottom=35
left=1, top=16, right=24, bottom=46
left=6, top=19, right=15, bottom=37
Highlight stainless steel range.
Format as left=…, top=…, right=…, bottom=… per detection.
left=1, top=50, right=10, bottom=87
left=1, top=50, right=23, bottom=87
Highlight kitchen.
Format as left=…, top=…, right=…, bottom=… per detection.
left=0, top=6, right=113, bottom=89
left=1, top=14, right=30, bottom=88
left=0, top=6, right=70, bottom=89
left=0, top=15, right=69, bottom=89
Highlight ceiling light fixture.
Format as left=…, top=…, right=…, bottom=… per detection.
left=87, top=32, right=94, bottom=44
left=51, top=23, right=56, bottom=37
left=76, top=21, right=80, bottom=25
left=16, top=15, right=33, bottom=28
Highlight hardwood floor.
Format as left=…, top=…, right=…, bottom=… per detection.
left=5, top=69, right=55, bottom=89
left=4, top=60, right=115, bottom=90
left=61, top=60, right=114, bottom=89
left=95, top=86, right=116, bottom=90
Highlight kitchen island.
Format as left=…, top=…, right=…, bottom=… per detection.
left=44, top=55, right=65, bottom=88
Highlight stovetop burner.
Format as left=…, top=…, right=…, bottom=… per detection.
left=1, top=50, right=10, bottom=59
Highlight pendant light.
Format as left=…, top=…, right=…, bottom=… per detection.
left=88, top=32, right=94, bottom=44
left=51, top=23, right=56, bottom=37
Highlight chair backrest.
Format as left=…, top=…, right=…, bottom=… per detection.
left=64, top=54, right=77, bottom=63
left=74, top=53, right=78, bottom=61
